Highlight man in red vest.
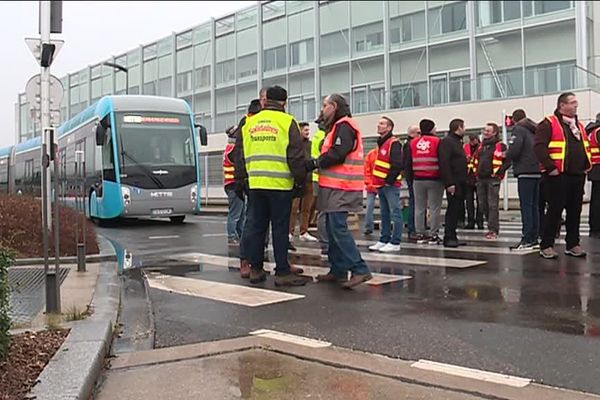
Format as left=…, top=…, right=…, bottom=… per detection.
left=405, top=119, right=445, bottom=245
left=535, top=93, right=593, bottom=258
left=224, top=125, right=245, bottom=245
left=363, top=147, right=378, bottom=235
left=473, top=122, right=510, bottom=240
left=368, top=116, right=403, bottom=253
left=463, top=134, right=483, bottom=229
left=585, top=112, right=600, bottom=239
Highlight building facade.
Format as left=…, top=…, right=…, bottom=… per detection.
left=13, top=0, right=600, bottom=200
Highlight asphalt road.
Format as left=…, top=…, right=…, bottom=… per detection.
left=99, top=213, right=600, bottom=395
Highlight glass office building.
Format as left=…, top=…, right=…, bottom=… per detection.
left=15, top=1, right=600, bottom=145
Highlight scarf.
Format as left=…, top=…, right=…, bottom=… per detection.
left=562, top=115, right=581, bottom=140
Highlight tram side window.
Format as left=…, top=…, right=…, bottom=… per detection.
left=101, top=127, right=116, bottom=181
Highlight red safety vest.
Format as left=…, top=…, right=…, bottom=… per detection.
left=372, top=135, right=402, bottom=188
left=223, top=142, right=236, bottom=187
left=544, top=114, right=592, bottom=173
left=589, top=127, right=600, bottom=166
left=473, top=141, right=506, bottom=179
left=464, top=143, right=477, bottom=174
left=410, top=135, right=441, bottom=179
left=319, top=116, right=365, bottom=192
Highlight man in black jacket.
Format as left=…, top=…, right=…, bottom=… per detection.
left=585, top=112, right=600, bottom=238
left=439, top=118, right=468, bottom=248
left=403, top=125, right=420, bottom=240
left=474, top=123, right=511, bottom=240
left=505, top=109, right=541, bottom=250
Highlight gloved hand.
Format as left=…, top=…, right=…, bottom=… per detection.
left=291, top=183, right=304, bottom=199
left=305, top=158, right=318, bottom=171
left=235, top=179, right=248, bottom=200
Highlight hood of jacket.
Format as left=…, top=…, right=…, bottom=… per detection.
left=517, top=118, right=537, bottom=134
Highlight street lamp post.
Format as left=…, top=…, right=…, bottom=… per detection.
left=103, top=62, right=129, bottom=95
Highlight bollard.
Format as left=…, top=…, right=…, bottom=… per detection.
left=45, top=270, right=61, bottom=313
left=77, top=243, right=86, bottom=272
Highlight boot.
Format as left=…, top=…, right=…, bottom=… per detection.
left=240, top=259, right=251, bottom=279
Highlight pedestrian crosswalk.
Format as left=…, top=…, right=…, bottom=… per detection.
left=144, top=218, right=593, bottom=308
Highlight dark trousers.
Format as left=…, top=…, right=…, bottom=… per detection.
left=444, top=182, right=465, bottom=242
left=517, top=177, right=540, bottom=244
left=465, top=182, right=483, bottom=227
left=243, top=189, right=293, bottom=275
left=407, top=181, right=415, bottom=234
left=540, top=174, right=585, bottom=250
left=477, top=178, right=501, bottom=234
left=590, top=181, right=600, bottom=234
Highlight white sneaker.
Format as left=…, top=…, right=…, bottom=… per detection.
left=369, top=242, right=387, bottom=251
left=299, top=232, right=318, bottom=242
left=288, top=234, right=294, bottom=242
left=379, top=243, right=401, bottom=253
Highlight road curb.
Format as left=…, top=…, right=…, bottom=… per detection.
left=28, top=235, right=120, bottom=400
left=13, top=235, right=117, bottom=266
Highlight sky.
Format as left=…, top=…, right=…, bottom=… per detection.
left=0, top=0, right=250, bottom=148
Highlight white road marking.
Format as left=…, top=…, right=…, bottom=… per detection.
left=146, top=273, right=304, bottom=307
left=458, top=229, right=588, bottom=236
left=295, top=265, right=412, bottom=285
left=411, top=359, right=531, bottom=388
left=454, top=234, right=566, bottom=245
left=148, top=235, right=180, bottom=240
left=175, top=253, right=412, bottom=286
left=250, top=329, right=331, bottom=348
left=286, top=246, right=485, bottom=268
left=202, top=233, right=229, bottom=237
left=354, top=240, right=536, bottom=255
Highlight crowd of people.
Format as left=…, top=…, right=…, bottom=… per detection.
left=222, top=88, right=600, bottom=289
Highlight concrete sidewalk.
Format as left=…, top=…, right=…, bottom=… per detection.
left=96, top=335, right=600, bottom=400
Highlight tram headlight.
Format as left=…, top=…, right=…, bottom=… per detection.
left=122, top=187, right=131, bottom=207
left=190, top=185, right=197, bottom=204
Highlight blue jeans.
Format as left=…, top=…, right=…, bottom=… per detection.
left=407, top=181, right=415, bottom=234
left=225, top=185, right=245, bottom=240
left=378, top=185, right=403, bottom=245
left=517, top=177, right=540, bottom=244
left=326, top=212, right=371, bottom=279
left=363, top=191, right=377, bottom=233
left=243, top=189, right=293, bottom=275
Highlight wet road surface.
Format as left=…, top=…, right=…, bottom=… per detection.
left=99, top=214, right=600, bottom=395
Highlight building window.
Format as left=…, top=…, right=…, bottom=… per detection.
left=352, top=85, right=384, bottom=114
left=429, top=2, right=467, bottom=36
left=478, top=1, right=522, bottom=26
left=391, top=82, right=427, bottom=109
left=237, top=53, right=257, bottom=79
left=534, top=1, right=572, bottom=15
left=216, top=60, right=235, bottom=84
left=390, top=12, right=425, bottom=45
left=320, top=31, right=349, bottom=62
left=290, top=39, right=314, bottom=66
left=263, top=45, right=286, bottom=72
left=479, top=67, right=523, bottom=99
left=177, top=72, right=192, bottom=94
left=195, top=66, right=211, bottom=89
left=524, top=62, right=575, bottom=95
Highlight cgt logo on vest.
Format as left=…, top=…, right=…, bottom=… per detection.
left=415, top=138, right=431, bottom=153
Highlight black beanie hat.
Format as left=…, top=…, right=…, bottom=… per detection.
left=267, top=85, right=287, bottom=102
left=419, top=119, right=435, bottom=134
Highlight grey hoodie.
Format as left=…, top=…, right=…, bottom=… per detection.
left=506, top=118, right=541, bottom=177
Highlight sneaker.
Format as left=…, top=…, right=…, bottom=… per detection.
left=428, top=235, right=443, bottom=245
left=369, top=242, right=387, bottom=251
left=510, top=242, right=535, bottom=251
left=539, top=247, right=558, bottom=259
left=565, top=245, right=587, bottom=258
left=288, top=234, right=294, bottom=242
left=416, top=235, right=430, bottom=244
left=249, top=268, right=268, bottom=284
left=320, top=249, right=328, bottom=260
left=274, top=274, right=307, bottom=286
left=227, top=238, right=239, bottom=245
left=379, top=243, right=401, bottom=253
left=341, top=273, right=373, bottom=289
left=299, top=232, right=318, bottom=242
left=485, top=231, right=497, bottom=240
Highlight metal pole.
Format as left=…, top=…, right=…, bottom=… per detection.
left=125, top=71, right=129, bottom=95
left=76, top=150, right=86, bottom=272
left=53, top=133, right=61, bottom=309
left=502, top=109, right=509, bottom=211
left=204, top=155, right=209, bottom=206
left=41, top=1, right=59, bottom=314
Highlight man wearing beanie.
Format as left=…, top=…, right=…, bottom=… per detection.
left=234, top=85, right=308, bottom=286
left=405, top=119, right=445, bottom=244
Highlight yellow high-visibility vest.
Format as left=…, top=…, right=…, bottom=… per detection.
left=242, top=109, right=295, bottom=190
left=311, top=129, right=326, bottom=182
